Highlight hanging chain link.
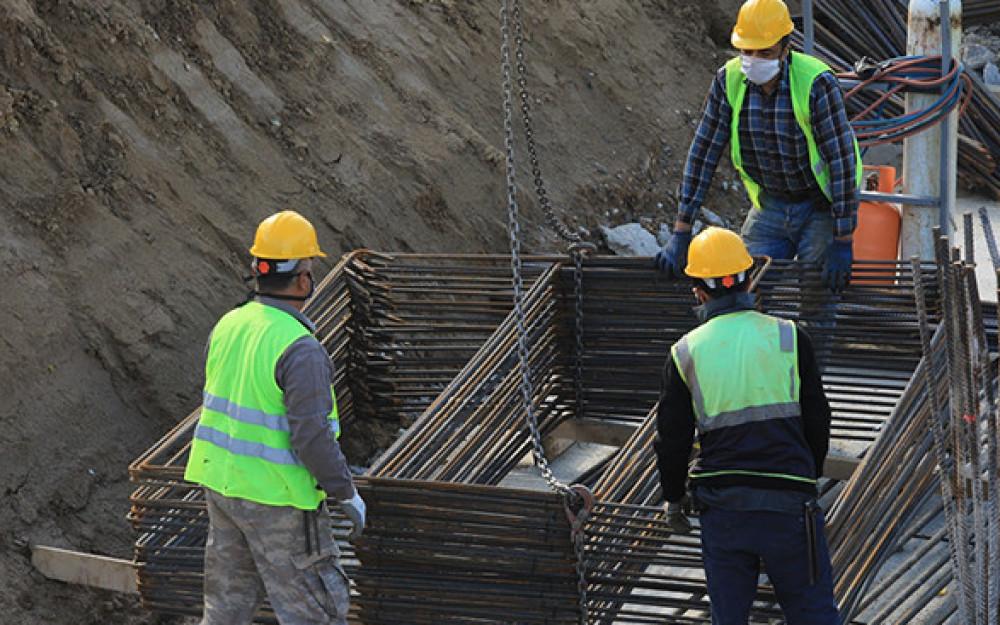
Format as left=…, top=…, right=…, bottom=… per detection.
left=572, top=248, right=587, bottom=420
left=501, top=3, right=591, bottom=622
left=509, top=0, right=580, bottom=245
left=565, top=484, right=593, bottom=624
left=511, top=0, right=595, bottom=424
left=500, top=0, right=567, bottom=496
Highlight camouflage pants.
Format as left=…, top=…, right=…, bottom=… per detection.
left=200, top=488, right=350, bottom=625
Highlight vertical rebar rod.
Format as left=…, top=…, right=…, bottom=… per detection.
left=937, top=0, right=954, bottom=237
left=992, top=269, right=1000, bottom=624
left=912, top=257, right=966, bottom=625
left=978, top=207, right=1000, bottom=270
left=960, top=266, right=986, bottom=624
left=963, top=212, right=974, bottom=264
left=934, top=234, right=975, bottom=623
left=804, top=0, right=815, bottom=55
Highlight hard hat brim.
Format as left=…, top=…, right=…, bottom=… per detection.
left=731, top=31, right=785, bottom=50
left=248, top=245, right=327, bottom=259
left=685, top=257, right=754, bottom=279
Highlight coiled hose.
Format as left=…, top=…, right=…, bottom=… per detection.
left=838, top=55, right=973, bottom=147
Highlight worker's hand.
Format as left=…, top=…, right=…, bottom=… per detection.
left=654, top=230, right=693, bottom=278
left=664, top=496, right=693, bottom=535
left=821, top=239, right=852, bottom=293
left=339, top=491, right=367, bottom=541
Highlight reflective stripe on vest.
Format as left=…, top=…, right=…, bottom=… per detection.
left=201, top=390, right=341, bottom=438
left=184, top=301, right=339, bottom=510
left=672, top=312, right=799, bottom=433
left=672, top=311, right=813, bottom=485
left=194, top=423, right=301, bottom=465
left=202, top=391, right=291, bottom=432
left=724, top=52, right=863, bottom=210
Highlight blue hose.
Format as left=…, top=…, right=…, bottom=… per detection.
left=843, top=55, right=967, bottom=146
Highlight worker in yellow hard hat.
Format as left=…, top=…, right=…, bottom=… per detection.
left=656, top=0, right=861, bottom=295
left=185, top=210, right=363, bottom=625
left=655, top=227, right=840, bottom=624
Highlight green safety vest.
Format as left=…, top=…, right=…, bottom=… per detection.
left=724, top=51, right=863, bottom=210
left=184, top=301, right=339, bottom=510
left=672, top=310, right=816, bottom=486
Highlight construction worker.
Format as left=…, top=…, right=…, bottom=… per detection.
left=654, top=227, right=838, bottom=625
left=656, top=0, right=861, bottom=294
left=184, top=210, right=364, bottom=625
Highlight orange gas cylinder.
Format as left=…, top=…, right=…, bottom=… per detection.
left=852, top=166, right=901, bottom=285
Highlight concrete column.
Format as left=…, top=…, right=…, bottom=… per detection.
left=900, top=0, right=961, bottom=260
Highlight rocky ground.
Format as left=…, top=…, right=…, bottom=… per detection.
left=963, top=22, right=1000, bottom=87
left=1, top=1, right=751, bottom=623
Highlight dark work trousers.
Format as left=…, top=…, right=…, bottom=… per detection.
left=699, top=506, right=840, bottom=625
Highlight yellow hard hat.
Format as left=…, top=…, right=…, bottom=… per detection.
left=249, top=210, right=326, bottom=259
left=731, top=0, right=794, bottom=50
left=685, top=227, right=754, bottom=280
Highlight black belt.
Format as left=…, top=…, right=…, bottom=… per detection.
left=762, top=188, right=828, bottom=205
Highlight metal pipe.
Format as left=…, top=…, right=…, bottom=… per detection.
left=803, top=0, right=815, bottom=55
left=900, top=0, right=961, bottom=258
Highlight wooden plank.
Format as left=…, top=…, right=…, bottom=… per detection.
left=31, top=545, right=138, bottom=594
left=548, top=418, right=637, bottom=447
left=824, top=451, right=862, bottom=481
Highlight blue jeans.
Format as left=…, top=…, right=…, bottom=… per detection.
left=740, top=193, right=833, bottom=264
left=741, top=194, right=837, bottom=368
left=699, top=506, right=840, bottom=625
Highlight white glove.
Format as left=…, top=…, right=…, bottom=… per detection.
left=339, top=491, right=366, bottom=540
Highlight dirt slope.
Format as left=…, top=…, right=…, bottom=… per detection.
left=0, top=1, right=741, bottom=622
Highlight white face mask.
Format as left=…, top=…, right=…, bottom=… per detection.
left=741, top=54, right=781, bottom=85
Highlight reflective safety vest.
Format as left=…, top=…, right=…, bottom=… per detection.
left=184, top=301, right=339, bottom=510
left=672, top=310, right=817, bottom=488
left=724, top=51, right=863, bottom=210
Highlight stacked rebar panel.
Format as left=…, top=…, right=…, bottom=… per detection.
left=133, top=254, right=992, bottom=624
left=575, top=259, right=938, bottom=442
left=130, top=252, right=554, bottom=621
left=825, top=235, right=1000, bottom=624
left=573, top=259, right=993, bottom=624
left=318, top=252, right=552, bottom=429
left=367, top=263, right=571, bottom=483
left=963, top=0, right=1000, bottom=25
left=351, top=478, right=579, bottom=625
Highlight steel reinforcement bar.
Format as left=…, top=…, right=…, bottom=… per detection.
left=131, top=253, right=997, bottom=624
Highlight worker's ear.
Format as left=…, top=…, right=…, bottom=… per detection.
left=295, top=270, right=311, bottom=294
left=692, top=286, right=710, bottom=305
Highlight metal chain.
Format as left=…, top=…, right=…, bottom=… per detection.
left=565, top=484, right=593, bottom=625
left=506, top=0, right=594, bottom=423
left=571, top=248, right=591, bottom=421
left=573, top=528, right=588, bottom=621
left=502, top=4, right=590, bottom=622
left=500, top=0, right=568, bottom=496
left=508, top=0, right=580, bottom=245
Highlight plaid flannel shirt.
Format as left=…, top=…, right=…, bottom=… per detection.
left=677, top=55, right=859, bottom=238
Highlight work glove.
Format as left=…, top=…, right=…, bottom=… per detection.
left=821, top=239, right=853, bottom=293
left=664, top=496, right=693, bottom=535
left=654, top=230, right=692, bottom=278
left=339, top=491, right=367, bottom=541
